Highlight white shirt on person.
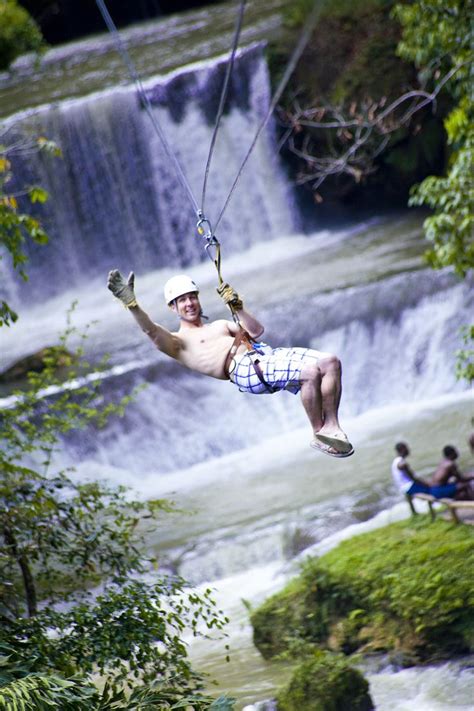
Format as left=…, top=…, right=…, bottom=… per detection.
left=391, top=456, right=413, bottom=493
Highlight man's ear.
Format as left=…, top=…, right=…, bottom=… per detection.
left=169, top=301, right=177, bottom=313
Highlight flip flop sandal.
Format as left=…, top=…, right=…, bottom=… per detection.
left=310, top=439, right=355, bottom=458
left=315, top=432, right=353, bottom=454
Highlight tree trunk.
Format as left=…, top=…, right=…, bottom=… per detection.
left=3, top=525, right=37, bottom=617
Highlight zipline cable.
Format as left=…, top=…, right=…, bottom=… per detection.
left=94, top=0, right=200, bottom=216
left=213, top=0, right=326, bottom=233
left=200, top=0, right=247, bottom=217
left=95, top=0, right=325, bottom=297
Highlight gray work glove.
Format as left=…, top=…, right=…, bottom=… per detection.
left=216, top=282, right=243, bottom=311
left=107, top=269, right=138, bottom=308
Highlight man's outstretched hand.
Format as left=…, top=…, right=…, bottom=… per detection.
left=216, top=282, right=243, bottom=311
left=107, top=270, right=138, bottom=308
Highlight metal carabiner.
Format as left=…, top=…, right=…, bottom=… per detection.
left=196, top=211, right=219, bottom=257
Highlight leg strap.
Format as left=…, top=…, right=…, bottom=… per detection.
left=247, top=354, right=278, bottom=394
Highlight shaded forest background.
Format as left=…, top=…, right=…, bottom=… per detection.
left=18, top=0, right=222, bottom=43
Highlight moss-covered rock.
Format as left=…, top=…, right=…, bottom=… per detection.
left=252, top=518, right=474, bottom=663
left=252, top=567, right=356, bottom=660
left=276, top=650, right=374, bottom=711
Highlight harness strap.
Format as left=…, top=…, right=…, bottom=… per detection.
left=224, top=328, right=278, bottom=393
left=247, top=353, right=278, bottom=394
left=223, top=328, right=249, bottom=378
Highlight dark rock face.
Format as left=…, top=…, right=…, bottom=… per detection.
left=0, top=346, right=72, bottom=383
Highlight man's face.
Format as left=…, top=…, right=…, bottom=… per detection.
left=173, top=291, right=200, bottom=321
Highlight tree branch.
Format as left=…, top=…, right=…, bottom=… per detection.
left=277, top=61, right=468, bottom=192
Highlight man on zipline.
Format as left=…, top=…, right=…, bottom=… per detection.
left=107, top=270, right=353, bottom=457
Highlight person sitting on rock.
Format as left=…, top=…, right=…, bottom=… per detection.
left=107, top=270, right=353, bottom=458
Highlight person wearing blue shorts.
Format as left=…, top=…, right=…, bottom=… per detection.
left=107, top=271, right=353, bottom=458
left=391, top=442, right=466, bottom=499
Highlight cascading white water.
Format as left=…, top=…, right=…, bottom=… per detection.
left=2, top=43, right=296, bottom=305
left=24, top=264, right=467, bottom=478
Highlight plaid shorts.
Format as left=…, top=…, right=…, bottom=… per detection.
left=229, top=345, right=331, bottom=395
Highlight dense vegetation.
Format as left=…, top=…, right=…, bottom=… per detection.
left=252, top=518, right=474, bottom=665
left=0, top=314, right=235, bottom=708
left=0, top=0, right=44, bottom=69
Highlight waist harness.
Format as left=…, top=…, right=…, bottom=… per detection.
left=224, top=328, right=277, bottom=394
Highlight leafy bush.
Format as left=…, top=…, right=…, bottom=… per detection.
left=394, top=0, right=474, bottom=279
left=0, top=0, right=44, bottom=70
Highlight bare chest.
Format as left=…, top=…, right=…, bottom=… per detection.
left=179, top=322, right=232, bottom=353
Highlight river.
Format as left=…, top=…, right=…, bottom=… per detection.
left=1, top=3, right=473, bottom=709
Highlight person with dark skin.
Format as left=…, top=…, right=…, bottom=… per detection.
left=431, top=445, right=474, bottom=500
left=391, top=442, right=465, bottom=499
left=107, top=270, right=354, bottom=457
left=469, top=432, right=474, bottom=457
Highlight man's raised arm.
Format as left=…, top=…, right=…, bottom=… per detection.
left=107, top=270, right=181, bottom=359
left=216, top=282, right=264, bottom=339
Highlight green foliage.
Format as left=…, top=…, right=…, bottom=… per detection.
left=0, top=0, right=44, bottom=70
left=0, top=672, right=95, bottom=710
left=0, top=310, right=232, bottom=705
left=276, top=650, right=373, bottom=711
left=393, top=0, right=472, bottom=98
left=0, top=136, right=61, bottom=327
left=409, top=127, right=474, bottom=277
left=0, top=643, right=236, bottom=709
left=455, top=325, right=474, bottom=384
left=393, top=0, right=474, bottom=278
left=252, top=518, right=474, bottom=662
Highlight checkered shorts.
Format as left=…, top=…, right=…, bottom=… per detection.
left=229, top=345, right=331, bottom=395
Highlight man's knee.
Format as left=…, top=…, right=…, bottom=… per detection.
left=300, top=363, right=322, bottom=385
left=319, top=354, right=341, bottom=375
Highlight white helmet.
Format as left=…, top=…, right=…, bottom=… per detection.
left=164, top=275, right=199, bottom=304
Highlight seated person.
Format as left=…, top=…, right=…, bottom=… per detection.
left=431, top=445, right=474, bottom=500
left=391, top=442, right=464, bottom=499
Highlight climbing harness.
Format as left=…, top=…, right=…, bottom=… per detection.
left=224, top=328, right=278, bottom=393
left=95, top=0, right=324, bottom=318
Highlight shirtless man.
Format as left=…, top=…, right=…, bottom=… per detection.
left=431, top=445, right=473, bottom=500
left=107, top=270, right=353, bottom=457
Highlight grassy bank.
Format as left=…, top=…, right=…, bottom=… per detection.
left=252, top=517, right=474, bottom=664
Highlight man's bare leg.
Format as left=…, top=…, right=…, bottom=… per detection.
left=300, top=357, right=352, bottom=454
left=318, top=355, right=343, bottom=435
left=299, top=363, right=324, bottom=433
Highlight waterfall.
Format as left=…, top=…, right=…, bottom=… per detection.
left=2, top=43, right=296, bottom=305
left=51, top=266, right=472, bottom=477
